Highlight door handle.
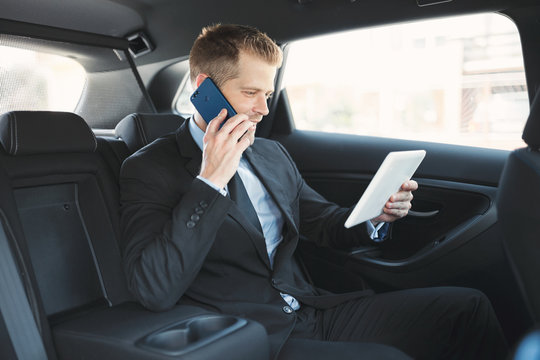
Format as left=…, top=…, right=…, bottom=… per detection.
left=408, top=209, right=439, bottom=218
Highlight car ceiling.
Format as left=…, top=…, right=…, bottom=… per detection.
left=2, top=0, right=540, bottom=68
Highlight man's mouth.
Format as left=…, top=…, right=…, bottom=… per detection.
left=248, top=115, right=263, bottom=123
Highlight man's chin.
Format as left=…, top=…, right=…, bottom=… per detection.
left=248, top=133, right=256, bottom=146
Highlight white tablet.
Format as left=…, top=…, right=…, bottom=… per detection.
left=344, top=150, right=426, bottom=228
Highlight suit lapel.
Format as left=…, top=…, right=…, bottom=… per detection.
left=245, top=144, right=301, bottom=273
left=175, top=122, right=271, bottom=269
left=176, top=120, right=202, bottom=178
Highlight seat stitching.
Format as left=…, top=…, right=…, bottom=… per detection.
left=15, top=114, right=19, bottom=155
left=9, top=113, right=16, bottom=155
left=7, top=113, right=13, bottom=154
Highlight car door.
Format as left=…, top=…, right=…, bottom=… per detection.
left=264, top=12, right=533, bottom=345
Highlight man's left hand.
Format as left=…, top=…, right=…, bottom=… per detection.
left=371, top=180, right=418, bottom=224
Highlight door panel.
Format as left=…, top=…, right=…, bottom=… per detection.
left=304, top=175, right=493, bottom=260
left=269, top=94, right=532, bottom=344
left=272, top=129, right=505, bottom=276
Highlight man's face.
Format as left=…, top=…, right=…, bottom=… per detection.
left=220, top=52, right=277, bottom=145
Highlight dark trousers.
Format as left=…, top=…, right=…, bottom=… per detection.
left=278, top=287, right=508, bottom=360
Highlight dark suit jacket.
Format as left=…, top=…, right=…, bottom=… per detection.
left=119, top=119, right=377, bottom=358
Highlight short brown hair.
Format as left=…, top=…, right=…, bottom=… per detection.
left=189, top=24, right=282, bottom=87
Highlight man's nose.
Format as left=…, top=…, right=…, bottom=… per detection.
left=254, top=94, right=269, bottom=116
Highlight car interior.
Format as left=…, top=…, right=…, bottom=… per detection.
left=1, top=0, right=540, bottom=359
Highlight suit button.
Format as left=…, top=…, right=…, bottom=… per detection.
left=195, top=207, right=204, bottom=215
left=186, top=221, right=196, bottom=228
left=282, top=306, right=293, bottom=314
left=271, top=279, right=277, bottom=286
left=200, top=201, right=208, bottom=208
left=191, top=214, right=200, bottom=221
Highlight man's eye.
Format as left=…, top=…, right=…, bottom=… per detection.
left=244, top=91, right=256, bottom=96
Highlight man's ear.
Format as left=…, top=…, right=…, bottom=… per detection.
left=195, top=73, right=209, bottom=88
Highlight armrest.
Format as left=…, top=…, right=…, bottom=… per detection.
left=52, top=302, right=269, bottom=360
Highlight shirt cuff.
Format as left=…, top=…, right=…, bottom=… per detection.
left=196, top=175, right=228, bottom=197
left=367, top=221, right=389, bottom=242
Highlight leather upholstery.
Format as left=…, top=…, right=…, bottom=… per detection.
left=0, top=111, right=97, bottom=155
left=0, top=110, right=269, bottom=360
left=497, top=91, right=540, bottom=322
left=115, top=113, right=184, bottom=153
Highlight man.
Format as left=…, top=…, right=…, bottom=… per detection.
left=120, top=24, right=508, bottom=359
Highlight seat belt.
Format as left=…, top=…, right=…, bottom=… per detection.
left=0, top=217, right=47, bottom=359
left=125, top=49, right=158, bottom=113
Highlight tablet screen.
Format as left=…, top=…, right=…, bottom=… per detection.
left=344, top=150, right=426, bottom=228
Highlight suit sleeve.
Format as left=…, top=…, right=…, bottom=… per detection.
left=119, top=153, right=232, bottom=311
left=275, top=142, right=383, bottom=249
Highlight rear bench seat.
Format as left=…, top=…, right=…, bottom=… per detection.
left=0, top=111, right=268, bottom=360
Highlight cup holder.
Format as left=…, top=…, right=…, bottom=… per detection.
left=136, top=314, right=247, bottom=356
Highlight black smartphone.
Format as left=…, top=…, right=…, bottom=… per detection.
left=190, top=77, right=237, bottom=125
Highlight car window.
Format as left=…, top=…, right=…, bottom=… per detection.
left=175, top=71, right=195, bottom=117
left=281, top=13, right=528, bottom=150
left=0, top=34, right=155, bottom=129
left=0, top=39, right=86, bottom=114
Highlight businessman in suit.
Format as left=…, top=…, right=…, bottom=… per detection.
left=120, top=24, right=508, bottom=360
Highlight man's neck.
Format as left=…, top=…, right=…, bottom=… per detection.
left=193, top=113, right=207, bottom=132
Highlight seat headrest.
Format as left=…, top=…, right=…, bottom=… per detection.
left=523, top=91, right=540, bottom=150
left=115, top=113, right=185, bottom=153
left=0, top=111, right=97, bottom=156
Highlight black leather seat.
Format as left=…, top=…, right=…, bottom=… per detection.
left=0, top=111, right=132, bottom=316
left=0, top=111, right=268, bottom=360
left=497, top=91, right=540, bottom=322
left=115, top=113, right=185, bottom=153
left=96, top=113, right=185, bottom=182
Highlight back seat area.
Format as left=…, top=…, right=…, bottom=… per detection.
left=0, top=111, right=269, bottom=360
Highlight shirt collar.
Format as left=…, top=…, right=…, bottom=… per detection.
left=188, top=116, right=205, bottom=152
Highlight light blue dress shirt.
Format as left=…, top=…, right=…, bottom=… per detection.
left=188, top=118, right=387, bottom=310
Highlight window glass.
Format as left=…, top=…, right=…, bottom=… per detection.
left=0, top=45, right=86, bottom=113
left=175, top=74, right=195, bottom=117
left=282, top=13, right=528, bottom=150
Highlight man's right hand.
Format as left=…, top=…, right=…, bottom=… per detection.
left=199, top=109, right=254, bottom=189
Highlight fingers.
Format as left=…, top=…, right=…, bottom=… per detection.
left=204, top=109, right=255, bottom=148
left=230, top=120, right=255, bottom=141
left=389, top=180, right=418, bottom=202
left=206, top=109, right=229, bottom=134
left=401, top=179, right=418, bottom=191
left=387, top=189, right=413, bottom=212
left=386, top=198, right=412, bottom=210
left=389, top=190, right=413, bottom=203
left=199, top=111, right=254, bottom=188
left=237, top=132, right=252, bottom=152
left=381, top=180, right=418, bottom=222
left=207, top=111, right=253, bottom=142
left=382, top=204, right=410, bottom=223
left=219, top=112, right=249, bottom=135
left=384, top=202, right=411, bottom=215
